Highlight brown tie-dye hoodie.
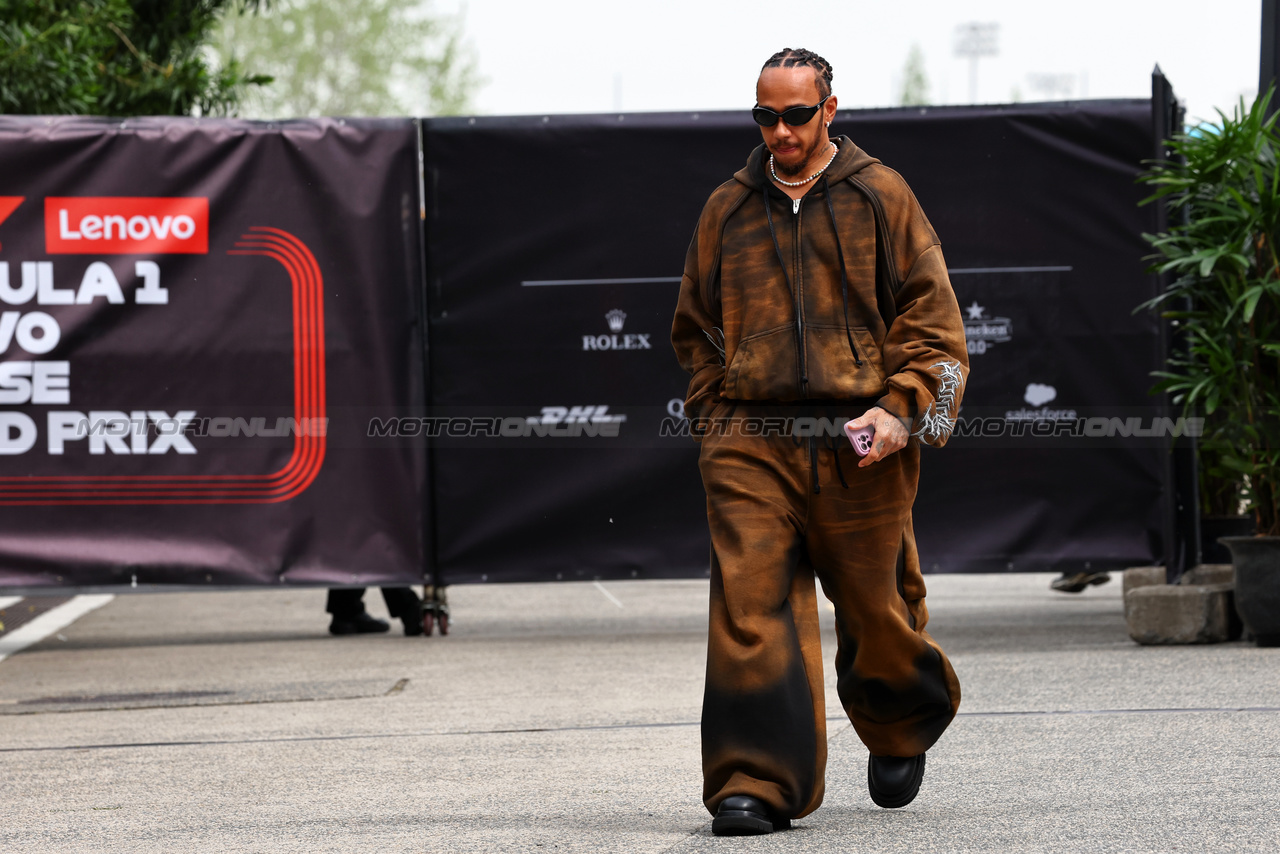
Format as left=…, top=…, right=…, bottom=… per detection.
left=672, top=135, right=969, bottom=446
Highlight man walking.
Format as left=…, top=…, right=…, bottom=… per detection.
left=671, top=48, right=969, bottom=835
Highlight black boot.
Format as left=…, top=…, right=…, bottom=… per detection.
left=328, top=611, right=390, bottom=635
left=868, top=753, right=926, bottom=808
left=711, top=795, right=790, bottom=836
left=381, top=587, right=424, bottom=636
left=401, top=611, right=424, bottom=637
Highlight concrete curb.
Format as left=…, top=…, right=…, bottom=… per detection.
left=1122, top=566, right=1242, bottom=645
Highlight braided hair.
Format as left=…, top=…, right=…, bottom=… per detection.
left=761, top=48, right=834, bottom=98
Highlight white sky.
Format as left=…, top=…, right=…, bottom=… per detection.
left=438, top=0, right=1261, bottom=125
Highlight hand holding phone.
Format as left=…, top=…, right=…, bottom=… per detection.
left=844, top=421, right=875, bottom=457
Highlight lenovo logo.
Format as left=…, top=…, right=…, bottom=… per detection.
left=45, top=197, right=208, bottom=254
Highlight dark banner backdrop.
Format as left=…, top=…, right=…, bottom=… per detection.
left=0, top=101, right=1169, bottom=590
left=423, top=100, right=1169, bottom=584
left=0, top=117, right=427, bottom=588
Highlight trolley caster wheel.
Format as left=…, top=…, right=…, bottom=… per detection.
left=438, top=611, right=449, bottom=636
left=422, top=612, right=434, bottom=636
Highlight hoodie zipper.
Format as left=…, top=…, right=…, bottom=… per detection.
left=792, top=197, right=809, bottom=396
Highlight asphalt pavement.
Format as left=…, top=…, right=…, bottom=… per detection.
left=1, top=573, right=1277, bottom=853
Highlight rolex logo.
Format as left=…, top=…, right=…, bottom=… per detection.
left=583, top=308, right=650, bottom=352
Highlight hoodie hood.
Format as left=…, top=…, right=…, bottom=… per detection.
left=733, top=134, right=880, bottom=191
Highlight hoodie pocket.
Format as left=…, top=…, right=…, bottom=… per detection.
left=803, top=323, right=886, bottom=399
left=722, top=324, right=800, bottom=400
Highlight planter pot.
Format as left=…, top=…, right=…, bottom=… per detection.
left=1202, top=515, right=1255, bottom=564
left=1221, top=535, right=1280, bottom=647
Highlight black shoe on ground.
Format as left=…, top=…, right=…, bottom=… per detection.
left=1050, top=571, right=1111, bottom=593
left=711, top=795, right=791, bottom=836
left=328, top=612, right=390, bottom=635
left=389, top=591, right=424, bottom=637
left=868, top=753, right=926, bottom=809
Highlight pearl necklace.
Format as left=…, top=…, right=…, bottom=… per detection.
left=770, top=142, right=838, bottom=187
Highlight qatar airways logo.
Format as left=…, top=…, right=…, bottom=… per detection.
left=44, top=197, right=208, bottom=254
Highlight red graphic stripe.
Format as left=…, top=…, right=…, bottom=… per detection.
left=0, top=231, right=322, bottom=491
left=0, top=234, right=319, bottom=490
left=0, top=228, right=327, bottom=504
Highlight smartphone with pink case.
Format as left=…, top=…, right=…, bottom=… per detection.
left=844, top=421, right=875, bottom=457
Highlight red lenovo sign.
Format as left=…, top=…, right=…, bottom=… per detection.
left=44, top=197, right=208, bottom=254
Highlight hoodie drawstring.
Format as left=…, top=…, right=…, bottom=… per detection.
left=822, top=175, right=864, bottom=368
left=762, top=181, right=807, bottom=386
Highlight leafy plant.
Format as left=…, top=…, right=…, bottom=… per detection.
left=1139, top=87, right=1280, bottom=535
left=212, top=0, right=479, bottom=118
left=0, top=0, right=270, bottom=117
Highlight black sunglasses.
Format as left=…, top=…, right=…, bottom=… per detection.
left=752, top=96, right=830, bottom=128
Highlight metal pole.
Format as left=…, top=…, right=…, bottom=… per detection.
left=1263, top=0, right=1280, bottom=113
left=954, top=23, right=997, bottom=105
left=1151, top=65, right=1201, bottom=582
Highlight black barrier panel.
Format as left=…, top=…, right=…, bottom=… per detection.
left=0, top=117, right=426, bottom=589
left=423, top=101, right=1167, bottom=583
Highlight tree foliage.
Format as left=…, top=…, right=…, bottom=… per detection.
left=0, top=0, right=270, bottom=116
left=1140, top=89, right=1280, bottom=533
left=898, top=44, right=929, bottom=107
left=213, top=0, right=479, bottom=118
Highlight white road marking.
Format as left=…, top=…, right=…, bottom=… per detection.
left=593, top=581, right=624, bottom=609
left=0, top=595, right=114, bottom=664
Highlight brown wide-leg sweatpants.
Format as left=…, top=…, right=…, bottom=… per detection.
left=698, top=403, right=961, bottom=820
